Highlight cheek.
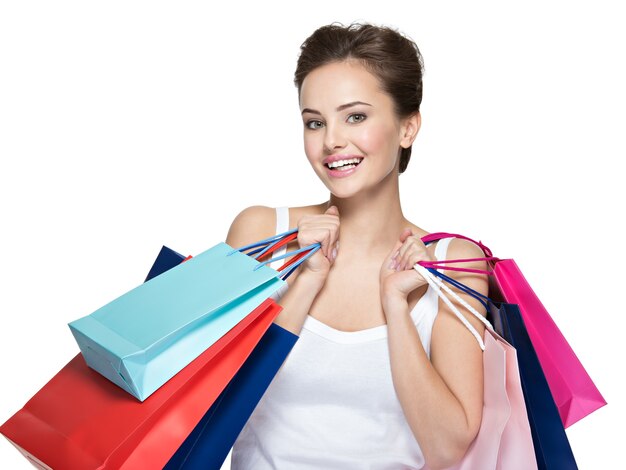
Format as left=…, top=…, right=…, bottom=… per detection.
left=303, top=134, right=319, bottom=163
left=356, top=123, right=397, bottom=156
left=303, top=133, right=325, bottom=171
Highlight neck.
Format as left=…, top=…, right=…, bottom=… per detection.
left=321, top=171, right=409, bottom=256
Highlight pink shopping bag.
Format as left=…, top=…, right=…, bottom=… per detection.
left=494, top=259, right=606, bottom=428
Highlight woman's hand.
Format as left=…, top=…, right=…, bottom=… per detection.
left=380, top=228, right=433, bottom=305
left=296, top=205, right=340, bottom=282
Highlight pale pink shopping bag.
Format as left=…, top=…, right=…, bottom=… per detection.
left=416, top=266, right=537, bottom=470
left=449, top=330, right=537, bottom=470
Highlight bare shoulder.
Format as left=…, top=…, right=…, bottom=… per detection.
left=225, top=202, right=327, bottom=249
left=445, top=236, right=488, bottom=262
left=225, top=205, right=276, bottom=249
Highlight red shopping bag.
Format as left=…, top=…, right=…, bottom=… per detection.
left=0, top=298, right=281, bottom=469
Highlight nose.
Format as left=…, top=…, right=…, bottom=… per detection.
left=323, top=122, right=347, bottom=153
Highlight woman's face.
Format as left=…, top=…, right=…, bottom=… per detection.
left=299, top=60, right=416, bottom=198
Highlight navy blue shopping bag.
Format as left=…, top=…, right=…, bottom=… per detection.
left=490, top=303, right=578, bottom=470
left=145, top=245, right=188, bottom=282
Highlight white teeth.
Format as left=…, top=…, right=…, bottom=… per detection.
left=327, top=158, right=362, bottom=169
left=336, top=164, right=357, bottom=171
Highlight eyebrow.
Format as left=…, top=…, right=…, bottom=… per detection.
left=301, top=101, right=372, bottom=116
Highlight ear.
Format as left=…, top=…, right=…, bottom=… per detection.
left=399, top=112, right=421, bottom=149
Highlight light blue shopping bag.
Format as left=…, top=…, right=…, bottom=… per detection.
left=69, top=230, right=318, bottom=401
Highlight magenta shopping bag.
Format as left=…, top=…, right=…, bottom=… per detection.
left=421, top=232, right=606, bottom=428
left=493, top=259, right=605, bottom=428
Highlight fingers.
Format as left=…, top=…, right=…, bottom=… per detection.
left=391, top=229, right=431, bottom=271
left=325, top=205, right=339, bottom=216
left=394, top=229, right=414, bottom=264
left=324, top=206, right=340, bottom=260
left=399, top=227, right=413, bottom=243
left=297, top=206, right=340, bottom=264
left=381, top=235, right=430, bottom=298
left=393, top=228, right=415, bottom=268
left=384, top=239, right=405, bottom=271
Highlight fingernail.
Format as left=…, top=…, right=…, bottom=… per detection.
left=332, top=247, right=337, bottom=261
left=388, top=259, right=396, bottom=270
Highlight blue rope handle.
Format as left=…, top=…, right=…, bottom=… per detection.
left=424, top=267, right=493, bottom=310
left=227, top=228, right=298, bottom=256
left=252, top=243, right=321, bottom=280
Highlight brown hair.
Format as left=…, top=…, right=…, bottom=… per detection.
left=294, top=22, right=424, bottom=174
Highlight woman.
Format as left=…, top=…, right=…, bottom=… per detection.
left=227, top=22, right=489, bottom=470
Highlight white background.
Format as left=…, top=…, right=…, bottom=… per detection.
left=1, top=1, right=623, bottom=468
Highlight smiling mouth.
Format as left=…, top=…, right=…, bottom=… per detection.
left=325, top=157, right=364, bottom=170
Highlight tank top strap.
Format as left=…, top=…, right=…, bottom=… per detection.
left=269, top=206, right=289, bottom=271
left=411, top=236, right=454, bottom=358
left=275, top=206, right=290, bottom=235
left=433, top=236, right=453, bottom=268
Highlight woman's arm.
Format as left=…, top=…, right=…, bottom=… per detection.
left=381, top=237, right=488, bottom=470
left=225, top=205, right=338, bottom=335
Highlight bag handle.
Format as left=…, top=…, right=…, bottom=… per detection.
left=229, top=228, right=321, bottom=281
left=232, top=228, right=298, bottom=259
left=420, top=233, right=500, bottom=275
left=418, top=258, right=496, bottom=276
left=414, top=264, right=493, bottom=351
left=420, top=233, right=501, bottom=315
left=420, top=232, right=498, bottom=310
left=254, top=244, right=321, bottom=280
left=237, top=229, right=497, bottom=282
left=422, top=232, right=495, bottom=258
left=424, top=267, right=494, bottom=311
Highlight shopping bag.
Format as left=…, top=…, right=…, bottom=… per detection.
left=144, top=245, right=189, bottom=282
left=494, top=259, right=605, bottom=427
left=0, top=298, right=281, bottom=470
left=414, top=266, right=537, bottom=470
left=139, top=242, right=299, bottom=469
left=491, top=302, right=578, bottom=469
left=420, top=263, right=578, bottom=469
left=68, top=230, right=315, bottom=401
left=421, top=232, right=606, bottom=428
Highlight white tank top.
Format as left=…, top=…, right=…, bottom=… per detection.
left=231, top=207, right=451, bottom=469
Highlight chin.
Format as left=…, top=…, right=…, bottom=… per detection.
left=323, top=180, right=370, bottom=199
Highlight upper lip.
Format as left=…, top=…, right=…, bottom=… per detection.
left=322, top=154, right=364, bottom=166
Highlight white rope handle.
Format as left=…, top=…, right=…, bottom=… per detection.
left=423, top=267, right=494, bottom=332
left=414, top=264, right=493, bottom=351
